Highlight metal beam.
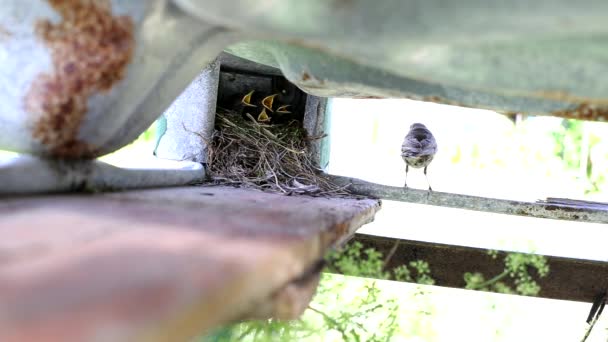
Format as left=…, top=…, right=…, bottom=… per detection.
left=202, top=0, right=608, bottom=119
left=328, top=175, right=608, bottom=224
left=335, top=234, right=608, bottom=303
left=154, top=60, right=220, bottom=164
left=303, top=95, right=330, bottom=170
left=0, top=156, right=205, bottom=195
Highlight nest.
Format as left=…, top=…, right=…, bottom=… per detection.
left=207, top=108, right=352, bottom=197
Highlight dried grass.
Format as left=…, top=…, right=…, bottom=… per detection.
left=207, top=108, right=354, bottom=197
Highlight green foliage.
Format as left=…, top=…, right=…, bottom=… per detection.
left=550, top=118, right=605, bottom=194
left=202, top=242, right=549, bottom=342
left=326, top=241, right=435, bottom=285
left=551, top=119, right=584, bottom=169
left=328, top=242, right=388, bottom=279
left=309, top=278, right=402, bottom=342
left=464, top=250, right=549, bottom=296
left=140, top=123, right=158, bottom=142
left=203, top=318, right=315, bottom=342
left=202, top=241, right=436, bottom=342
left=408, top=260, right=435, bottom=285
left=443, top=116, right=607, bottom=196
left=99, top=123, right=158, bottom=163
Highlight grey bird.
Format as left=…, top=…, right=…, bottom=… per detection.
left=401, top=123, right=437, bottom=191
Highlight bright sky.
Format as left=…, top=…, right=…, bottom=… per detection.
left=327, top=98, right=608, bottom=341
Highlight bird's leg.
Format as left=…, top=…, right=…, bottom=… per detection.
left=404, top=164, right=409, bottom=188
left=424, top=166, right=432, bottom=192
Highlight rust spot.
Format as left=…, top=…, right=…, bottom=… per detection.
left=425, top=95, right=442, bottom=103
left=552, top=103, right=608, bottom=122
left=25, top=0, right=135, bottom=159
left=423, top=93, right=608, bottom=123
left=353, top=95, right=385, bottom=99
left=0, top=25, right=12, bottom=41
left=530, top=89, right=608, bottom=105
left=301, top=72, right=311, bottom=81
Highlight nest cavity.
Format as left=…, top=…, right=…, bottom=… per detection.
left=207, top=108, right=351, bottom=197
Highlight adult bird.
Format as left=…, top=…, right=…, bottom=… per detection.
left=401, top=123, right=437, bottom=191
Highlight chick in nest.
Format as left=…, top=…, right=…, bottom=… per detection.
left=237, top=90, right=294, bottom=124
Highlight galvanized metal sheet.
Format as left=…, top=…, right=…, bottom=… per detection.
left=4, top=0, right=608, bottom=161
left=0, top=155, right=205, bottom=195
left=154, top=60, right=220, bottom=164
left=178, top=0, right=608, bottom=118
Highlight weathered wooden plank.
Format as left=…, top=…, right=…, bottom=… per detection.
left=342, top=234, right=608, bottom=303
left=328, top=175, right=608, bottom=224
left=0, top=186, right=380, bottom=342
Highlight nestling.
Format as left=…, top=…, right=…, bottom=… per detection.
left=237, top=90, right=293, bottom=123
left=401, top=123, right=437, bottom=191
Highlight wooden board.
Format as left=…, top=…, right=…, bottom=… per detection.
left=0, top=186, right=380, bottom=342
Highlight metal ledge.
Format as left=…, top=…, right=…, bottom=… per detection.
left=328, top=174, right=608, bottom=224
left=0, top=155, right=205, bottom=195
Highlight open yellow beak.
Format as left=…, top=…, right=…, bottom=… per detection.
left=257, top=108, right=271, bottom=122
left=261, top=94, right=278, bottom=111
left=276, top=104, right=291, bottom=114
left=241, top=90, right=257, bottom=107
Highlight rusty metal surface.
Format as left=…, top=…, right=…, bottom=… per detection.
left=345, top=234, right=608, bottom=303
left=25, top=0, right=135, bottom=158
left=0, top=186, right=380, bottom=341
left=329, top=175, right=608, bottom=224
left=0, top=0, right=240, bottom=158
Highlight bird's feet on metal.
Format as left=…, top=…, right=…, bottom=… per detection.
left=425, top=187, right=433, bottom=200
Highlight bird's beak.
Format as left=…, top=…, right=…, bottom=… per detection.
left=276, top=104, right=291, bottom=114
left=241, top=90, right=257, bottom=107
left=261, top=94, right=278, bottom=112
left=257, top=108, right=271, bottom=122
